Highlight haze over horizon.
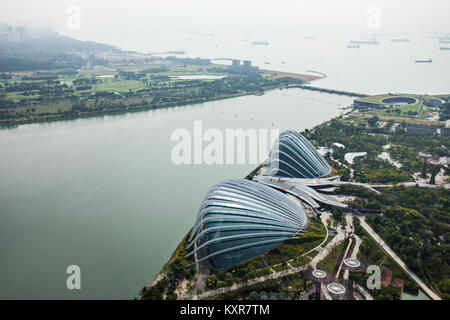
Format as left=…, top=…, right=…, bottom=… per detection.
left=0, top=0, right=449, bottom=302
left=0, top=0, right=449, bottom=51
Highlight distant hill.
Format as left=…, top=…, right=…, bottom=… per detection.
left=0, top=30, right=124, bottom=72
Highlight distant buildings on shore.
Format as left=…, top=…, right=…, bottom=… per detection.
left=407, top=123, right=438, bottom=135
left=443, top=120, right=450, bottom=136
left=0, top=24, right=27, bottom=43
left=231, top=59, right=252, bottom=68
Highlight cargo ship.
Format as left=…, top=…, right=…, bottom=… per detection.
left=415, top=58, right=432, bottom=63
left=391, top=38, right=410, bottom=42
left=252, top=41, right=269, bottom=46
left=350, top=39, right=379, bottom=45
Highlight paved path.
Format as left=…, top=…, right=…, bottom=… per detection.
left=401, top=182, right=450, bottom=189
left=321, top=283, right=333, bottom=300
left=390, top=123, right=400, bottom=132
left=335, top=237, right=352, bottom=280
left=310, top=221, right=346, bottom=269
left=197, top=264, right=307, bottom=299
left=344, top=214, right=362, bottom=280
left=359, top=217, right=441, bottom=300
left=355, top=284, right=374, bottom=300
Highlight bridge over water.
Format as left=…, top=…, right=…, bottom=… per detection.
left=293, top=85, right=369, bottom=98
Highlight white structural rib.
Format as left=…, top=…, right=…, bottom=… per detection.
left=264, top=130, right=331, bottom=179
left=186, top=179, right=309, bottom=269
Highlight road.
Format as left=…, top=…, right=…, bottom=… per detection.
left=359, top=217, right=441, bottom=300
left=334, top=237, right=353, bottom=280
left=355, top=284, right=374, bottom=300
left=188, top=212, right=440, bottom=301
left=310, top=217, right=346, bottom=269
left=343, top=214, right=362, bottom=280
left=196, top=263, right=307, bottom=300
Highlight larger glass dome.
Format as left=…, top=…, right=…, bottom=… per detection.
left=186, top=179, right=308, bottom=269
left=264, top=130, right=331, bottom=178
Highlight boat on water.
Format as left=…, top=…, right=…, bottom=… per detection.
left=252, top=41, right=269, bottom=46
left=415, top=58, right=432, bottom=63
left=350, top=40, right=379, bottom=45
left=391, top=38, right=410, bottom=43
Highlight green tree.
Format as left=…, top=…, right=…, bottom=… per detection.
left=207, top=275, right=218, bottom=289
left=420, top=161, right=427, bottom=179
left=368, top=116, right=379, bottom=127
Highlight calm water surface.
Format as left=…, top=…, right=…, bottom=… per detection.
left=401, top=289, right=431, bottom=300
left=77, top=30, right=450, bottom=95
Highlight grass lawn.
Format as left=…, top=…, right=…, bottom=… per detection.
left=372, top=101, right=423, bottom=118
left=357, top=93, right=425, bottom=119
left=316, top=239, right=346, bottom=275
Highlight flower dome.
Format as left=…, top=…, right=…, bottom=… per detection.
left=264, top=130, right=331, bottom=178
left=186, top=179, right=308, bottom=269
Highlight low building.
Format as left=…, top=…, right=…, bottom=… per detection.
left=442, top=120, right=450, bottom=136
left=407, top=123, right=437, bottom=134
left=331, top=142, right=345, bottom=149
left=439, top=157, right=449, bottom=165
left=353, top=100, right=383, bottom=109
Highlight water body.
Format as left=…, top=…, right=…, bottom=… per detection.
left=0, top=89, right=352, bottom=299
left=401, top=289, right=431, bottom=300
left=69, top=30, right=450, bottom=95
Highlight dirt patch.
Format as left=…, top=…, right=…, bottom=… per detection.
left=380, top=265, right=392, bottom=287
left=263, top=70, right=323, bottom=82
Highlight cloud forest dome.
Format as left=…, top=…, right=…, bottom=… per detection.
left=186, top=179, right=308, bottom=269
left=264, top=130, right=331, bottom=178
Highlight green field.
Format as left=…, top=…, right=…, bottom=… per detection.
left=356, top=93, right=426, bottom=118
left=1, top=64, right=228, bottom=103
left=2, top=63, right=302, bottom=124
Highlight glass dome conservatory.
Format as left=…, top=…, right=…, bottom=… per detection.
left=264, top=130, right=331, bottom=178
left=186, top=179, right=308, bottom=269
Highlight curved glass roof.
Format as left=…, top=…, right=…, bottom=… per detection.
left=186, top=179, right=308, bottom=269
left=264, top=130, right=331, bottom=178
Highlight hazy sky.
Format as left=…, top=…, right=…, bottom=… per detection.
left=0, top=0, right=449, bottom=42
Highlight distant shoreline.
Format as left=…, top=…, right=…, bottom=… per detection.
left=0, top=91, right=248, bottom=128
left=0, top=66, right=325, bottom=128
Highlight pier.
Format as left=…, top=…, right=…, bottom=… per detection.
left=294, top=85, right=368, bottom=98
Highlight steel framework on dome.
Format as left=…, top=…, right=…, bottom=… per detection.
left=185, top=179, right=309, bottom=269
left=264, top=130, right=332, bottom=179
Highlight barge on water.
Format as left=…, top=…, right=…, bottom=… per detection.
left=415, top=58, right=432, bottom=63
